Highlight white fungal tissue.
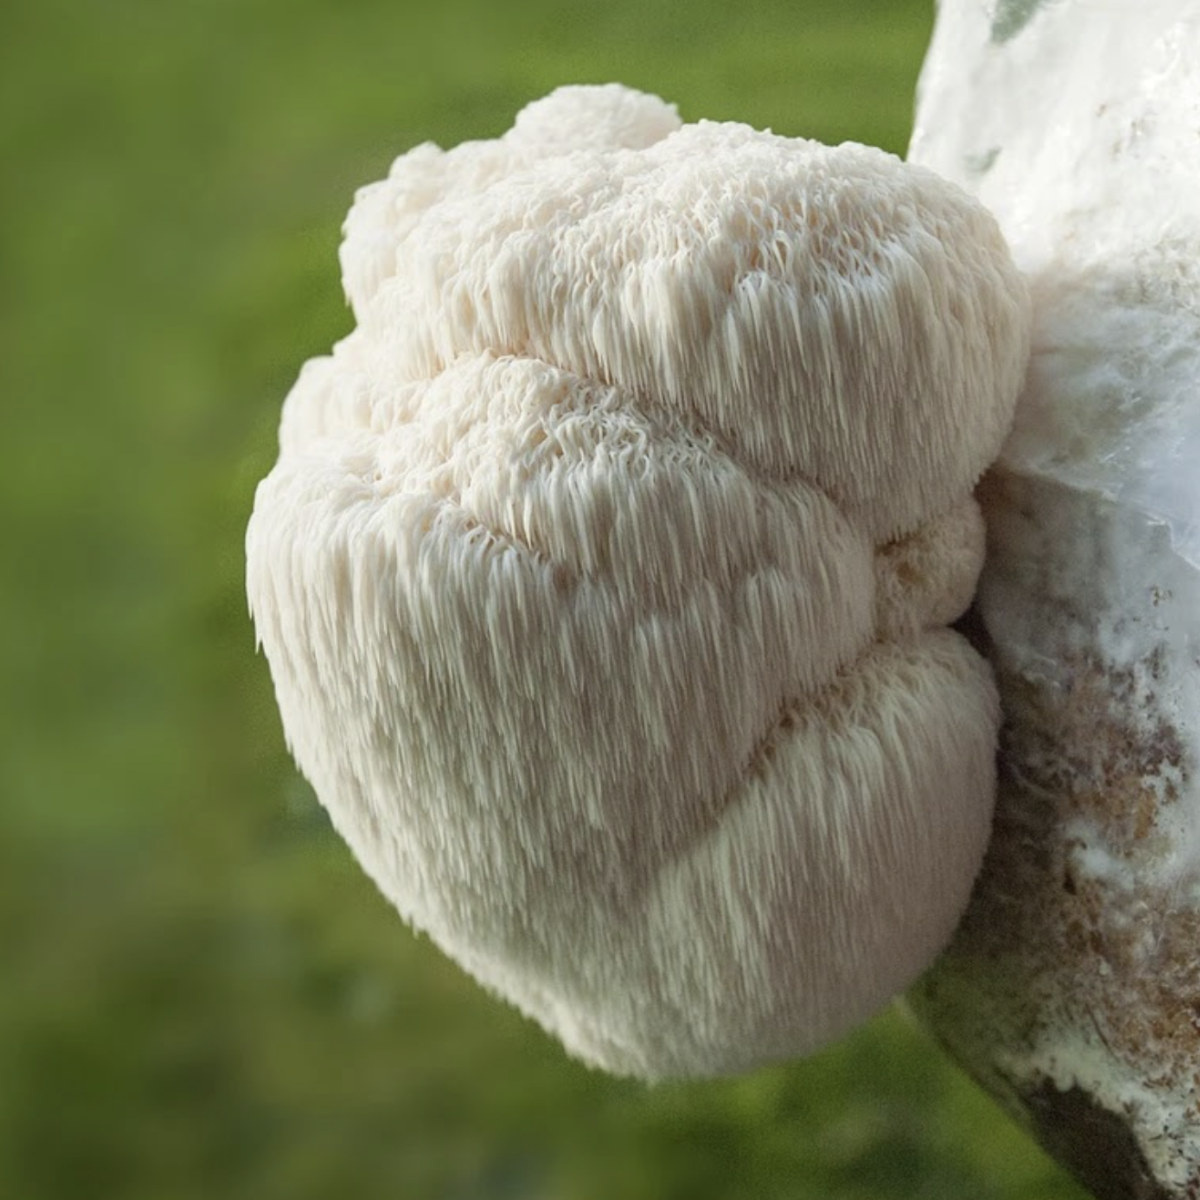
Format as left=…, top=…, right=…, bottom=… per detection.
left=246, top=84, right=1031, bottom=1079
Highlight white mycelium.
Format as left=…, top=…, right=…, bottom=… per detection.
left=247, top=85, right=1030, bottom=1078
left=910, top=1, right=1200, bottom=1187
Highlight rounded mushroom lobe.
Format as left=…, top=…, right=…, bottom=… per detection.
left=364, top=118, right=1029, bottom=541
left=247, top=83, right=1031, bottom=1079
left=339, top=84, right=681, bottom=318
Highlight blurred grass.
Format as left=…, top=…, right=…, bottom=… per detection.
left=0, top=1, right=1090, bottom=1197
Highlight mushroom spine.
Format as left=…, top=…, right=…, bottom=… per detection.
left=246, top=84, right=1031, bottom=1079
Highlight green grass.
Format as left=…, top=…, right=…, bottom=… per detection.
left=0, top=1, right=1090, bottom=1197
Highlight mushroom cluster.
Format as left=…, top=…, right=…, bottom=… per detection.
left=246, top=85, right=1031, bottom=1079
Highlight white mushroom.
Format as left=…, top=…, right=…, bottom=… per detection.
left=247, top=84, right=1031, bottom=1079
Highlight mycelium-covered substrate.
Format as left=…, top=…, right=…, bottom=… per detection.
left=908, top=2, right=1200, bottom=1194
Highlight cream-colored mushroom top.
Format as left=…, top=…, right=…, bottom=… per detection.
left=246, top=84, right=1031, bottom=1079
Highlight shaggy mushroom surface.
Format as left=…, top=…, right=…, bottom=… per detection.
left=247, top=84, right=1030, bottom=1079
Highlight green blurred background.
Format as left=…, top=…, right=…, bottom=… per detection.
left=0, top=1, right=1090, bottom=1197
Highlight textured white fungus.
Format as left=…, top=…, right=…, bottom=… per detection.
left=247, top=84, right=1031, bottom=1078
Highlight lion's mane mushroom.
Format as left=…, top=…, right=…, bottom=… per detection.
left=246, top=85, right=1031, bottom=1079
